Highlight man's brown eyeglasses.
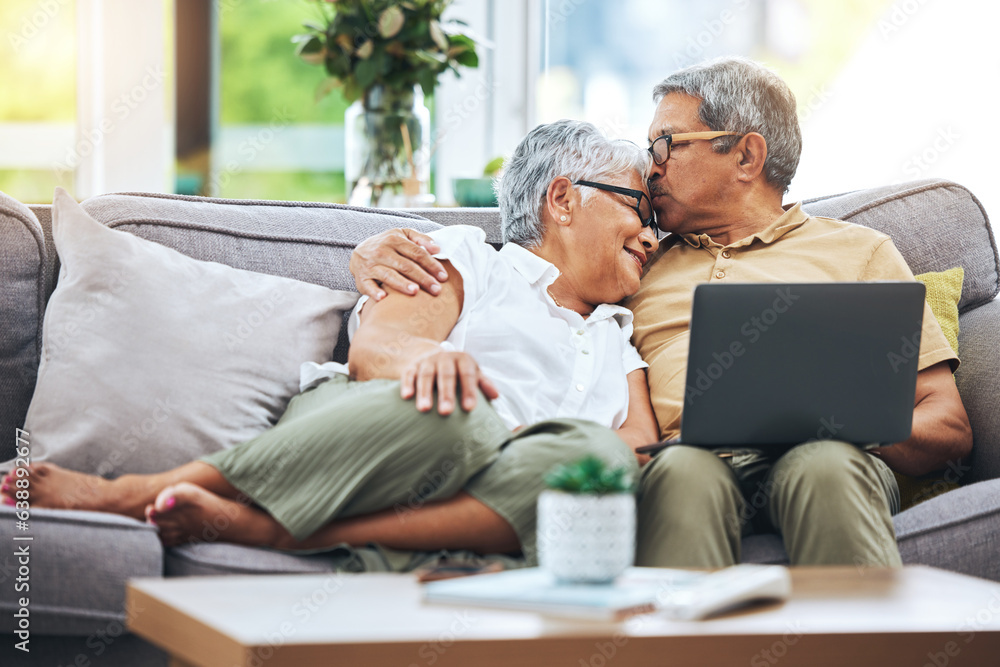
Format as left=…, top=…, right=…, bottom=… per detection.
left=647, top=131, right=742, bottom=165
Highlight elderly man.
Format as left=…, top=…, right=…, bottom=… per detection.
left=350, top=57, right=973, bottom=568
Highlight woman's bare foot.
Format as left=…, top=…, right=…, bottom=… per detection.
left=1, top=463, right=155, bottom=519
left=146, top=482, right=287, bottom=548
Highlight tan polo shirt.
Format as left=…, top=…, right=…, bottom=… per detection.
left=625, top=202, right=958, bottom=441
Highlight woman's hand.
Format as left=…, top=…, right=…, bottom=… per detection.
left=349, top=229, right=449, bottom=301
left=401, top=349, right=500, bottom=415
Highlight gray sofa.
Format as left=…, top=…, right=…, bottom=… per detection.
left=1, top=178, right=999, bottom=666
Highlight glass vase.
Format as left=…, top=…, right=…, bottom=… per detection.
left=345, top=84, right=433, bottom=208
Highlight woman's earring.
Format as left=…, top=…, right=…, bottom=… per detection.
left=560, top=215, right=567, bottom=222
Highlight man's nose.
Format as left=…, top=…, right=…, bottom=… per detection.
left=647, top=158, right=666, bottom=181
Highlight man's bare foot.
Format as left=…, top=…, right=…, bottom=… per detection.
left=146, top=482, right=287, bottom=549
left=1, top=463, right=154, bottom=519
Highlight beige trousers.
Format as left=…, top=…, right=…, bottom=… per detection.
left=635, top=441, right=902, bottom=568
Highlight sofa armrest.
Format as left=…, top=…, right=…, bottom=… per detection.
left=956, top=298, right=1000, bottom=483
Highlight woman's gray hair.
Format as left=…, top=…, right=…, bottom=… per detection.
left=497, top=120, right=652, bottom=247
left=653, top=57, right=801, bottom=193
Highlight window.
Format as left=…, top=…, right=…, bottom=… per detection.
left=0, top=0, right=77, bottom=202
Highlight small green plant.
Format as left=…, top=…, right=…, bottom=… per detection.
left=544, top=456, right=635, bottom=495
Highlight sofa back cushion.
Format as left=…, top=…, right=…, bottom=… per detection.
left=80, top=193, right=442, bottom=363
left=0, top=193, right=46, bottom=461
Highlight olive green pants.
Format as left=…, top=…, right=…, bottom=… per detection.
left=204, top=375, right=636, bottom=564
left=635, top=442, right=902, bottom=568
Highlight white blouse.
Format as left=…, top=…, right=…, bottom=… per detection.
left=306, top=225, right=646, bottom=431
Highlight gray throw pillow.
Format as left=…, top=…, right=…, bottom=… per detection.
left=10, top=188, right=358, bottom=477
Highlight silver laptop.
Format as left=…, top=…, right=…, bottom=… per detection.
left=676, top=282, right=926, bottom=450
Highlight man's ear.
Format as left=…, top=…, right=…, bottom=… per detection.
left=734, top=133, right=768, bottom=183
left=545, top=176, right=575, bottom=227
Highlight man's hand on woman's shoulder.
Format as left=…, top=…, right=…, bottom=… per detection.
left=350, top=228, right=449, bottom=301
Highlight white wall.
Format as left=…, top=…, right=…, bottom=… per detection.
left=788, top=0, right=1000, bottom=228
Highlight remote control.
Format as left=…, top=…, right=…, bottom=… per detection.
left=655, top=565, right=792, bottom=620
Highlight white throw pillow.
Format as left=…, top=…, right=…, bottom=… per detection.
left=12, top=188, right=359, bottom=477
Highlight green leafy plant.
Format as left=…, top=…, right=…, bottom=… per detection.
left=544, top=456, right=635, bottom=495
left=293, top=0, right=480, bottom=103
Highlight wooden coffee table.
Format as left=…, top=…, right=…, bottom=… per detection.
left=127, top=566, right=1000, bottom=667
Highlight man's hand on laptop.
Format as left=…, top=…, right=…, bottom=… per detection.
left=870, top=361, right=972, bottom=477
left=351, top=228, right=448, bottom=301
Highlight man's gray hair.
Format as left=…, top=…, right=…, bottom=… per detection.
left=653, top=57, right=801, bottom=193
left=497, top=119, right=652, bottom=247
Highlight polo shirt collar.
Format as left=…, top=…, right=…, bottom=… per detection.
left=680, top=202, right=809, bottom=250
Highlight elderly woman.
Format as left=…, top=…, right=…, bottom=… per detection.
left=7, top=120, right=659, bottom=564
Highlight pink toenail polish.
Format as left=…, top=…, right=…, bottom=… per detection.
left=166, top=497, right=176, bottom=510
left=1, top=484, right=8, bottom=493
left=3, top=497, right=14, bottom=506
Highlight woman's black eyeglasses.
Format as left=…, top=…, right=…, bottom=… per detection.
left=573, top=180, right=658, bottom=238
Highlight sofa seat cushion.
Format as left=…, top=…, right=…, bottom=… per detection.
left=895, top=478, right=1000, bottom=581
left=165, top=543, right=344, bottom=577
left=165, top=543, right=527, bottom=577
left=0, top=506, right=161, bottom=635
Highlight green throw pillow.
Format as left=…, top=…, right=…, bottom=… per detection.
left=893, top=266, right=965, bottom=511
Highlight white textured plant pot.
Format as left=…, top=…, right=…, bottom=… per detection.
left=537, top=490, right=636, bottom=583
